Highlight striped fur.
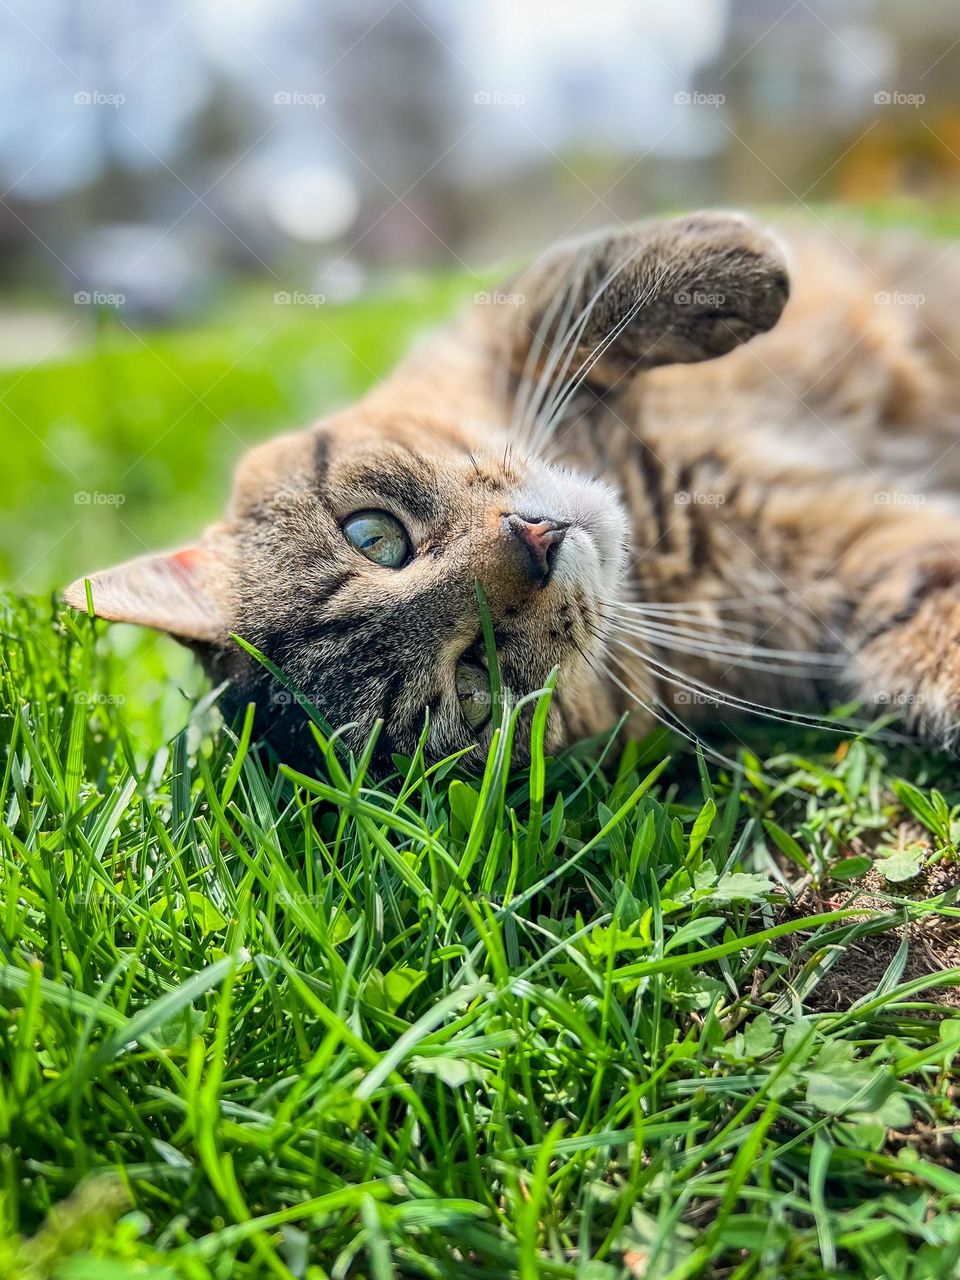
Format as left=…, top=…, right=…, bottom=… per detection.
left=65, top=211, right=960, bottom=761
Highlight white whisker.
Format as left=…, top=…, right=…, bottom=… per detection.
left=515, top=255, right=593, bottom=452
left=511, top=258, right=588, bottom=450
left=533, top=257, right=676, bottom=445
left=599, top=605, right=774, bottom=642
left=525, top=245, right=642, bottom=453
left=597, top=649, right=767, bottom=776
left=606, top=592, right=792, bottom=615
left=605, top=617, right=847, bottom=672
left=609, top=634, right=858, bottom=734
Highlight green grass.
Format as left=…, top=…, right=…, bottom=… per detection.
left=1, top=276, right=467, bottom=592
left=2, top=224, right=960, bottom=1277
left=2, top=597, right=960, bottom=1279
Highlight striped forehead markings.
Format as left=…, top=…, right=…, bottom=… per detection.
left=342, top=459, right=444, bottom=525
left=313, top=433, right=331, bottom=497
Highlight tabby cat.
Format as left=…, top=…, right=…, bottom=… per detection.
left=65, top=211, right=960, bottom=764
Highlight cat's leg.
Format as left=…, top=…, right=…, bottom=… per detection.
left=840, top=518, right=960, bottom=747
left=712, top=478, right=960, bottom=748
left=485, top=212, right=790, bottom=396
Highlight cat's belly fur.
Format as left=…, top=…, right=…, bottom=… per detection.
left=638, top=224, right=960, bottom=492
left=549, top=223, right=960, bottom=724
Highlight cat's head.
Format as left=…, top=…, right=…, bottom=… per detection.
left=64, top=210, right=788, bottom=767
left=64, top=418, right=630, bottom=766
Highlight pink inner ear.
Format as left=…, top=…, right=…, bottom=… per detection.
left=63, top=546, right=227, bottom=643
left=173, top=547, right=205, bottom=570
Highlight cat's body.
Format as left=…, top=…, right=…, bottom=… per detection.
left=66, top=212, right=960, bottom=762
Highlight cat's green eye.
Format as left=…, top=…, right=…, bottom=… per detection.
left=342, top=510, right=410, bottom=568
left=456, top=662, right=492, bottom=732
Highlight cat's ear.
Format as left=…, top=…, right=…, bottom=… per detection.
left=505, top=211, right=790, bottom=390
left=63, top=546, right=227, bottom=642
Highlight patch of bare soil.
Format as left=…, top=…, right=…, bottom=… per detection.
left=887, top=1117, right=960, bottom=1170
left=783, top=823, right=960, bottom=1013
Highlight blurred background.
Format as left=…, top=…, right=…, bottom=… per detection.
left=2, top=0, right=960, bottom=596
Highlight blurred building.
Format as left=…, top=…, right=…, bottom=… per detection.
left=0, top=0, right=957, bottom=317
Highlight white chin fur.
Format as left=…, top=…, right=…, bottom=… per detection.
left=511, top=460, right=629, bottom=601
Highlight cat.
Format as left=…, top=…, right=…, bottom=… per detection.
left=64, top=210, right=960, bottom=766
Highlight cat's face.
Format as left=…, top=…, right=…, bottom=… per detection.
left=65, top=210, right=790, bottom=767
left=212, top=419, right=629, bottom=762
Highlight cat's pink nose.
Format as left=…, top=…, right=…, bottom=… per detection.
left=504, top=514, right=568, bottom=585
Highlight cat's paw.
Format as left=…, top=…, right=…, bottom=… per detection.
left=624, top=211, right=790, bottom=366
left=853, top=556, right=960, bottom=748
left=509, top=210, right=790, bottom=390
